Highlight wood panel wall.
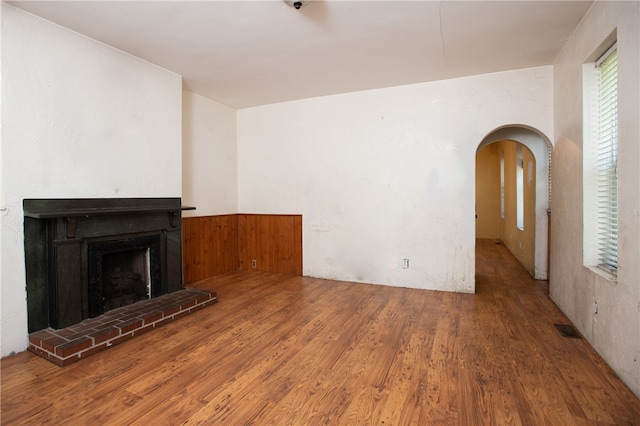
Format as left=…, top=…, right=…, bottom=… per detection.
left=182, top=215, right=239, bottom=285
left=182, top=214, right=302, bottom=285
left=237, top=214, right=302, bottom=276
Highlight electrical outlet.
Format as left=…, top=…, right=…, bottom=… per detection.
left=251, top=259, right=257, bottom=268
left=593, top=301, right=598, bottom=315
left=403, top=259, right=409, bottom=269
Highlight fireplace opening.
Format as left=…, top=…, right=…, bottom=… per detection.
left=102, top=249, right=151, bottom=312
left=88, top=233, right=163, bottom=318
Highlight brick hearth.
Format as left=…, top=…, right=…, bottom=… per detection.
left=28, top=288, right=217, bottom=366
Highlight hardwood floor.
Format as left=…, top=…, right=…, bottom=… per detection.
left=2, top=239, right=639, bottom=425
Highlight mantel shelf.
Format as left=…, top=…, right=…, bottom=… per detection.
left=23, top=198, right=195, bottom=219
left=24, top=205, right=196, bottom=219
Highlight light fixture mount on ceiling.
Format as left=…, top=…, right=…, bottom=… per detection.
left=284, top=0, right=311, bottom=10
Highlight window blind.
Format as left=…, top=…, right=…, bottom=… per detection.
left=595, top=45, right=618, bottom=274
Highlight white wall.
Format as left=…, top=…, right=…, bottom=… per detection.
left=552, top=1, right=640, bottom=397
left=0, top=4, right=5, bottom=359
left=0, top=4, right=183, bottom=356
left=182, top=91, right=237, bottom=217
left=238, top=67, right=553, bottom=292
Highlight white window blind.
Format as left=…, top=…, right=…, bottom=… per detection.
left=547, top=145, right=552, bottom=210
left=516, top=145, right=524, bottom=230
left=595, top=45, right=618, bottom=275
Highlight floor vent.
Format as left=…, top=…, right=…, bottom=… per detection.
left=554, top=324, right=581, bottom=339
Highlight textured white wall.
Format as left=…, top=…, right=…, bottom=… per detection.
left=237, top=67, right=553, bottom=292
left=182, top=91, right=238, bottom=217
left=0, top=4, right=183, bottom=356
left=552, top=1, right=640, bottom=397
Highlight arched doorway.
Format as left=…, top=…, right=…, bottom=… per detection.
left=476, top=125, right=552, bottom=280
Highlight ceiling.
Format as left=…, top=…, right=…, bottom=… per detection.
left=8, top=0, right=593, bottom=109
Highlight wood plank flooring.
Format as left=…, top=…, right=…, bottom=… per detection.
left=2, top=239, right=639, bottom=425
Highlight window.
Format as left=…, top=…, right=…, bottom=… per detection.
left=500, top=150, right=505, bottom=219
left=584, top=43, right=618, bottom=276
left=516, top=145, right=524, bottom=230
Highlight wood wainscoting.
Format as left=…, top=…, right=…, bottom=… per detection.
left=182, top=215, right=239, bottom=284
left=238, top=214, right=302, bottom=276
left=182, top=214, right=302, bottom=285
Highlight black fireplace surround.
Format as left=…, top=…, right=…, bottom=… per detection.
left=23, top=198, right=193, bottom=333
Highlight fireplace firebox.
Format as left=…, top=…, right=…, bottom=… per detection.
left=87, top=233, right=162, bottom=317
left=23, top=198, right=193, bottom=332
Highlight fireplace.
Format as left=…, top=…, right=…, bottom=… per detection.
left=23, top=198, right=193, bottom=332
left=87, top=233, right=162, bottom=317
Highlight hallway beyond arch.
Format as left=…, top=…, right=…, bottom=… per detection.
left=476, top=125, right=551, bottom=279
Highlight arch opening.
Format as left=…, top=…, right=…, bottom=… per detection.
left=476, top=125, right=552, bottom=280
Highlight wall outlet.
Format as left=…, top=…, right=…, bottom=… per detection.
left=403, top=259, right=409, bottom=269
left=593, top=301, right=598, bottom=315
left=251, top=259, right=257, bottom=268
